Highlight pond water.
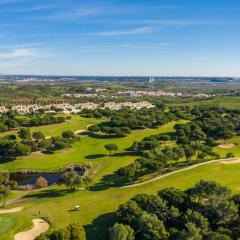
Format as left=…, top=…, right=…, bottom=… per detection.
left=11, top=170, right=83, bottom=186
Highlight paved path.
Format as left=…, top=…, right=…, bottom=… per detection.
left=5, top=191, right=29, bottom=206
left=14, top=218, right=49, bottom=240
left=121, top=158, right=239, bottom=189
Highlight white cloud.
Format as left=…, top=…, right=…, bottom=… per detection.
left=97, top=27, right=154, bottom=36
left=0, top=48, right=50, bottom=59
left=39, top=7, right=102, bottom=21
left=10, top=4, right=55, bottom=12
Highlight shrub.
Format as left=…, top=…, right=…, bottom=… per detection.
left=35, top=176, right=48, bottom=188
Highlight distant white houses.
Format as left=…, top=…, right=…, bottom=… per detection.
left=0, top=101, right=154, bottom=114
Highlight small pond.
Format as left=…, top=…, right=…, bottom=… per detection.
left=11, top=170, right=83, bottom=186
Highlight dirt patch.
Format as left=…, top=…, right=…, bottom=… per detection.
left=14, top=218, right=49, bottom=240
left=218, top=143, right=235, bottom=149
left=221, top=159, right=240, bottom=164
left=0, top=206, right=24, bottom=214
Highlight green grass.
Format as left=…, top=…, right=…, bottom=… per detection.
left=0, top=115, right=101, bottom=138
left=2, top=114, right=240, bottom=240
left=214, top=136, right=240, bottom=157
left=0, top=216, right=17, bottom=239
left=3, top=161, right=240, bottom=240
left=0, top=119, right=184, bottom=174
left=171, top=96, right=240, bottom=109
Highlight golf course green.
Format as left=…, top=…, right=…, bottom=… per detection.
left=1, top=114, right=240, bottom=240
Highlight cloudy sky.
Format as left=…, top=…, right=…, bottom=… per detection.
left=0, top=0, right=239, bottom=76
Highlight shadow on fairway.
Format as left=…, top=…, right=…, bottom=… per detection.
left=85, top=131, right=120, bottom=139
left=0, top=156, right=16, bottom=164
left=24, top=189, right=68, bottom=199
left=89, top=172, right=128, bottom=191
left=85, top=154, right=106, bottom=159
left=112, top=151, right=139, bottom=157
left=85, top=212, right=116, bottom=240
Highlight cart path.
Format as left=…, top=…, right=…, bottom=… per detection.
left=121, top=158, right=240, bottom=189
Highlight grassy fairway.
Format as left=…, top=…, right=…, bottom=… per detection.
left=0, top=119, right=183, bottom=174
left=3, top=161, right=240, bottom=240
left=2, top=114, right=240, bottom=240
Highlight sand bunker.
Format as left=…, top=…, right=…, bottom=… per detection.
left=221, top=159, right=240, bottom=164
left=0, top=206, right=24, bottom=214
left=14, top=218, right=49, bottom=240
left=218, top=143, right=235, bottom=149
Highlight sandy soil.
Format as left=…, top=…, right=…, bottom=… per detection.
left=218, top=143, right=235, bottom=149
left=14, top=218, right=49, bottom=240
left=221, top=159, right=240, bottom=164
left=0, top=206, right=24, bottom=214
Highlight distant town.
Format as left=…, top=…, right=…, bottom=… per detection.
left=0, top=101, right=154, bottom=114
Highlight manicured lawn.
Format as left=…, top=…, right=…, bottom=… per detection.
left=0, top=216, right=17, bottom=240
left=4, top=161, right=240, bottom=240
left=0, top=119, right=184, bottom=177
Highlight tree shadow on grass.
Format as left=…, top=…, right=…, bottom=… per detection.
left=24, top=189, right=68, bottom=199
left=85, top=154, right=106, bottom=159
left=0, top=156, right=16, bottom=164
left=41, top=150, right=54, bottom=155
left=84, top=212, right=116, bottom=240
left=112, top=151, right=139, bottom=157
left=85, top=131, right=120, bottom=139
left=89, top=172, right=128, bottom=191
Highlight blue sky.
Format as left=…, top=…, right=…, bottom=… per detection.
left=0, top=0, right=239, bottom=76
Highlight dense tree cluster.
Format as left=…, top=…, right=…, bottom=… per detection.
left=36, top=223, right=86, bottom=240
left=0, top=110, right=25, bottom=132
left=173, top=105, right=239, bottom=144
left=0, top=129, right=80, bottom=161
left=29, top=115, right=65, bottom=127
left=0, top=110, right=66, bottom=133
left=118, top=106, right=239, bottom=181
left=86, top=106, right=176, bottom=137
left=110, top=181, right=240, bottom=240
